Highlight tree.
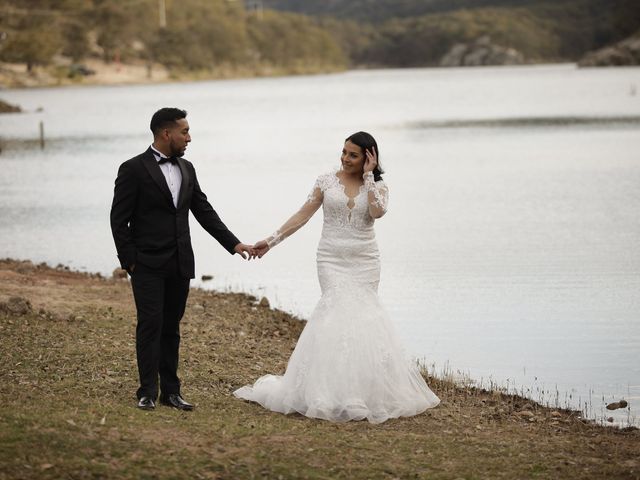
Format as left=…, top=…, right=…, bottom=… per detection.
left=0, top=9, right=62, bottom=71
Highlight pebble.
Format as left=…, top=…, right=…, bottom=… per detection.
left=515, top=410, right=534, bottom=419
left=192, top=304, right=205, bottom=314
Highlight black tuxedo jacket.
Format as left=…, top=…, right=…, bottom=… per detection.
left=110, top=147, right=240, bottom=278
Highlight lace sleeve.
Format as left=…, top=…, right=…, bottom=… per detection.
left=363, top=172, right=388, bottom=218
left=265, top=177, right=324, bottom=248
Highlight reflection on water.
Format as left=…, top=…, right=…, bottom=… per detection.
left=408, top=115, right=640, bottom=129
left=1, top=64, right=639, bottom=426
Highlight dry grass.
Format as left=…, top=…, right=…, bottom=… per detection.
left=0, top=259, right=638, bottom=479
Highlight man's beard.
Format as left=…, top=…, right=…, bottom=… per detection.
left=169, top=141, right=185, bottom=157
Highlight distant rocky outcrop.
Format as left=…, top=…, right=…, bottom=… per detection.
left=440, top=36, right=525, bottom=67
left=578, top=33, right=640, bottom=67
left=0, top=99, right=21, bottom=113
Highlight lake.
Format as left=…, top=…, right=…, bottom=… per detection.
left=1, top=64, right=639, bottom=426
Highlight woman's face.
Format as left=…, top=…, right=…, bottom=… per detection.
left=341, top=140, right=365, bottom=175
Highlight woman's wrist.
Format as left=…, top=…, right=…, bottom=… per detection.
left=266, top=231, right=282, bottom=249
left=363, top=171, right=376, bottom=191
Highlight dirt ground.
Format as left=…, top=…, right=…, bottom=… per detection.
left=0, top=59, right=170, bottom=89
left=0, top=259, right=638, bottom=479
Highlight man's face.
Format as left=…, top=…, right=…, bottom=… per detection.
left=167, top=118, right=191, bottom=157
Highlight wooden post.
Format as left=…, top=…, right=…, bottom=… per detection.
left=39, top=121, right=44, bottom=149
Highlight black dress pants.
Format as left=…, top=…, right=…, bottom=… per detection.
left=130, top=255, right=190, bottom=400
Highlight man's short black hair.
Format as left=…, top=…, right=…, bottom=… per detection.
left=150, top=108, right=187, bottom=135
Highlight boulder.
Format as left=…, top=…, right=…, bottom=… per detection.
left=440, top=36, right=525, bottom=67
left=440, top=43, right=468, bottom=67
left=579, top=34, right=640, bottom=67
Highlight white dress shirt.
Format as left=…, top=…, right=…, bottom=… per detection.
left=150, top=145, right=182, bottom=208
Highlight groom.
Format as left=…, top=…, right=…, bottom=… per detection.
left=110, top=107, right=255, bottom=411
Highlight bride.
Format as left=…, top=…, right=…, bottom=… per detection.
left=234, top=132, right=440, bottom=423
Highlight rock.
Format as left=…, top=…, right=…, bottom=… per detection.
left=605, top=400, right=628, bottom=410
left=112, top=268, right=128, bottom=280
left=191, top=304, right=205, bottom=314
left=579, top=33, right=640, bottom=66
left=440, top=36, right=525, bottom=67
left=488, top=48, right=524, bottom=66
left=463, top=46, right=492, bottom=66
left=0, top=296, right=33, bottom=316
left=201, top=274, right=213, bottom=281
left=515, top=410, right=535, bottom=419
left=0, top=99, right=21, bottom=114
left=440, top=44, right=468, bottom=66
left=258, top=297, right=270, bottom=309
left=67, top=64, right=95, bottom=78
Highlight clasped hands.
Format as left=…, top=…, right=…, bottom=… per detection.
left=233, top=240, right=270, bottom=260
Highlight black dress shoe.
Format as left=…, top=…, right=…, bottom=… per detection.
left=137, top=396, right=156, bottom=410
left=160, top=393, right=194, bottom=411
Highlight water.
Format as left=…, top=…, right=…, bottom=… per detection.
left=1, top=64, right=639, bottom=426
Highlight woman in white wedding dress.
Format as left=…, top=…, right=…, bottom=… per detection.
left=234, top=132, right=440, bottom=423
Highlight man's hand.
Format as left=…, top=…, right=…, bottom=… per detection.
left=234, top=243, right=257, bottom=260
left=253, top=240, right=270, bottom=259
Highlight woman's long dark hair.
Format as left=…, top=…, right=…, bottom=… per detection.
left=345, top=131, right=384, bottom=181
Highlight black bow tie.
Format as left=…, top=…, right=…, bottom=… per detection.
left=158, top=156, right=178, bottom=165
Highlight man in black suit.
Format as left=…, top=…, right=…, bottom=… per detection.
left=110, top=107, right=255, bottom=411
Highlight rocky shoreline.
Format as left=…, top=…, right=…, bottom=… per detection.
left=0, top=98, right=20, bottom=113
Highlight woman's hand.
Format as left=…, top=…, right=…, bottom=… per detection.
left=253, top=240, right=270, bottom=258
left=363, top=146, right=377, bottom=174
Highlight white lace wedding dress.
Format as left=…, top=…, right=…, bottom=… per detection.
left=234, top=170, right=440, bottom=423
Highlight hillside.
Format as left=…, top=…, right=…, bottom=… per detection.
left=1, top=0, right=638, bottom=87
left=265, top=0, right=640, bottom=64
left=0, top=0, right=347, bottom=87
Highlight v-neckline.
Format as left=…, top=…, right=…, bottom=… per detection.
left=334, top=171, right=365, bottom=210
